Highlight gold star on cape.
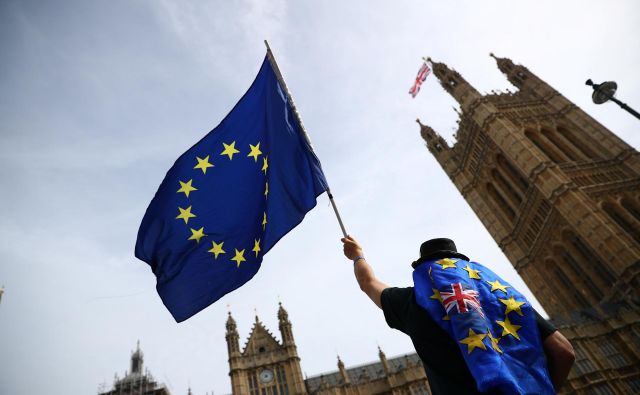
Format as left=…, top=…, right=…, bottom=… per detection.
left=188, top=227, right=206, bottom=243
left=252, top=239, right=261, bottom=257
left=463, top=265, right=481, bottom=279
left=261, top=156, right=269, bottom=174
left=459, top=328, right=487, bottom=354
left=221, top=141, right=240, bottom=160
left=487, top=279, right=510, bottom=293
left=194, top=155, right=214, bottom=174
left=496, top=316, right=522, bottom=340
left=247, top=143, right=262, bottom=162
left=175, top=206, right=196, bottom=224
left=177, top=179, right=197, bottom=197
left=231, top=249, right=246, bottom=267
left=208, top=241, right=225, bottom=259
left=430, top=288, right=442, bottom=302
left=434, top=258, right=458, bottom=269
left=500, top=296, right=526, bottom=316
left=264, top=182, right=269, bottom=197
left=262, top=212, right=267, bottom=230
left=487, top=331, right=503, bottom=353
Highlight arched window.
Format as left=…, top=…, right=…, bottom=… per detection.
left=621, top=197, right=640, bottom=223
left=603, top=201, right=640, bottom=244
left=562, top=230, right=616, bottom=294
left=492, top=169, right=522, bottom=209
left=526, top=130, right=565, bottom=163
left=496, top=154, right=528, bottom=196
left=549, top=252, right=590, bottom=309
left=486, top=183, right=515, bottom=221
left=557, top=126, right=602, bottom=160
left=541, top=128, right=579, bottom=161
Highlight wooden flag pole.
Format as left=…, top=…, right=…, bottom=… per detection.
left=264, top=40, right=348, bottom=238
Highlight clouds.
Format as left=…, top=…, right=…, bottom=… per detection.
left=0, top=1, right=638, bottom=394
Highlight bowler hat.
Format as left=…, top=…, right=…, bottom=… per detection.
left=411, top=238, right=469, bottom=269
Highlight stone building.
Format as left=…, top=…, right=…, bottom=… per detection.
left=226, top=303, right=431, bottom=394
left=99, top=341, right=171, bottom=395
left=418, top=54, right=640, bottom=394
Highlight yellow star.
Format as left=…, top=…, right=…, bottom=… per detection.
left=231, top=248, right=246, bottom=267
left=487, top=331, right=503, bottom=353
left=261, top=156, right=269, bottom=174
left=430, top=288, right=442, bottom=302
left=442, top=314, right=450, bottom=321
left=177, top=179, right=197, bottom=198
left=194, top=155, right=214, bottom=174
left=496, top=316, right=522, bottom=341
left=247, top=143, right=262, bottom=162
left=499, top=296, right=526, bottom=316
left=252, top=239, right=261, bottom=257
left=434, top=258, right=458, bottom=269
left=188, top=227, right=206, bottom=243
left=264, top=182, right=269, bottom=197
left=262, top=212, right=267, bottom=230
left=459, top=328, right=488, bottom=354
left=463, top=265, right=481, bottom=279
left=487, top=279, right=510, bottom=293
left=175, top=206, right=196, bottom=224
left=208, top=241, right=225, bottom=259
left=221, top=141, right=240, bottom=160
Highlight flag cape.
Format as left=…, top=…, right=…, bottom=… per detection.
left=413, top=258, right=554, bottom=394
left=135, top=56, right=329, bottom=322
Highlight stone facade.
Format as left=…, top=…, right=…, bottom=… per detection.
left=226, top=304, right=431, bottom=395
left=418, top=54, right=640, bottom=394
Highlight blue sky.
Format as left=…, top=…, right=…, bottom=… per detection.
left=1, top=1, right=639, bottom=394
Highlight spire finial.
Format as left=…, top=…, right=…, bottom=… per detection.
left=490, top=52, right=496, bottom=59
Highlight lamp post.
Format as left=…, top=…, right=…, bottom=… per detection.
left=585, top=79, right=640, bottom=120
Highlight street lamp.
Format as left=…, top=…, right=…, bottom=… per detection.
left=585, top=79, right=640, bottom=120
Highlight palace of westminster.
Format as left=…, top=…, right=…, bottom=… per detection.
left=99, top=55, right=640, bottom=395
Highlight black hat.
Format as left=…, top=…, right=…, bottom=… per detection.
left=411, top=238, right=469, bottom=269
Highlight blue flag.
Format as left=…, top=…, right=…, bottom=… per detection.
left=413, top=258, right=554, bottom=394
left=135, top=56, right=329, bottom=322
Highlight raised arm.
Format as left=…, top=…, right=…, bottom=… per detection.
left=543, top=330, right=575, bottom=391
left=341, top=235, right=388, bottom=309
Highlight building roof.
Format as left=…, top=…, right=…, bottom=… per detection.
left=305, top=353, right=422, bottom=392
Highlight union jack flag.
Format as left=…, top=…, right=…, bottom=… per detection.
left=408, top=62, right=431, bottom=98
left=441, top=283, right=484, bottom=317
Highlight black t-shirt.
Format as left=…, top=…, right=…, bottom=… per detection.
left=381, top=287, right=556, bottom=395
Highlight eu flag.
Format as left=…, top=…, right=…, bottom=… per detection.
left=413, top=259, right=554, bottom=394
left=135, top=56, right=328, bottom=322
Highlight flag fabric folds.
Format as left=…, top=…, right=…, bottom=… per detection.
left=409, top=62, right=431, bottom=98
left=413, top=259, right=554, bottom=394
left=135, top=56, right=329, bottom=322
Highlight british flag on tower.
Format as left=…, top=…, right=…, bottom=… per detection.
left=413, top=256, right=554, bottom=394
left=408, top=60, right=431, bottom=98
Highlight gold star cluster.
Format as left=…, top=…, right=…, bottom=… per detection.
left=429, top=258, right=528, bottom=355
left=174, top=140, right=269, bottom=268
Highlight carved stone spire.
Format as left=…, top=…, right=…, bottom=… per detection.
left=278, top=301, right=295, bottom=346
left=225, top=311, right=240, bottom=357
left=337, top=355, right=350, bottom=384
left=427, top=57, right=480, bottom=107
left=378, top=346, right=390, bottom=376
left=130, top=340, right=143, bottom=374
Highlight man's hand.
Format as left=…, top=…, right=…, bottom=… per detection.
left=342, top=235, right=364, bottom=260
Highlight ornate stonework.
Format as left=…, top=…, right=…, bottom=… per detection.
left=227, top=304, right=431, bottom=395
left=419, top=54, right=640, bottom=394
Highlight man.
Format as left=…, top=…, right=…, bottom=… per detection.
left=342, top=235, right=575, bottom=394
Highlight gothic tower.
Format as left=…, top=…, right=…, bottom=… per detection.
left=419, top=54, right=640, bottom=394
left=227, top=304, right=307, bottom=395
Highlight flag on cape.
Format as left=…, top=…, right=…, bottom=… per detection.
left=413, top=258, right=554, bottom=394
left=409, top=61, right=431, bottom=98
left=135, top=55, right=329, bottom=322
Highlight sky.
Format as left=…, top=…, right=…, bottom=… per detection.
left=1, top=1, right=639, bottom=394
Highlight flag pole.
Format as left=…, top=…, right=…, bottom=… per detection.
left=264, top=40, right=348, bottom=238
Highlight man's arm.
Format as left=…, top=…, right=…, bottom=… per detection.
left=543, top=330, right=575, bottom=391
left=341, top=235, right=388, bottom=309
